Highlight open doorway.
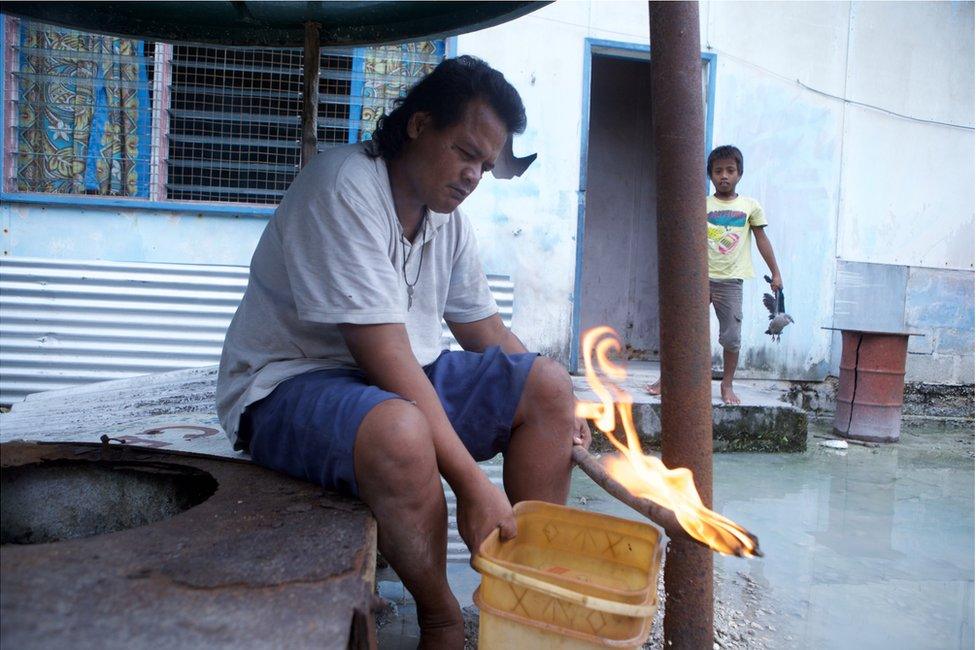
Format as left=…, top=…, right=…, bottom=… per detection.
left=577, top=51, right=660, bottom=367
left=571, top=42, right=714, bottom=371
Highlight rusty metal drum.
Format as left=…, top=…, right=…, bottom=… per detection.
left=832, top=330, right=912, bottom=443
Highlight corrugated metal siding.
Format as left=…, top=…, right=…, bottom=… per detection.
left=0, top=257, right=514, bottom=404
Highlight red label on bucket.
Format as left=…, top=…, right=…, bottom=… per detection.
left=546, top=566, right=571, bottom=575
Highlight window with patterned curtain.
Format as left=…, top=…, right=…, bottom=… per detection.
left=3, top=17, right=445, bottom=205
left=13, top=22, right=152, bottom=197
left=348, top=41, right=446, bottom=144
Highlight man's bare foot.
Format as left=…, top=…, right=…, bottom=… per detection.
left=418, top=605, right=464, bottom=649
left=419, top=621, right=464, bottom=649
left=720, top=383, right=740, bottom=405
left=644, top=380, right=661, bottom=396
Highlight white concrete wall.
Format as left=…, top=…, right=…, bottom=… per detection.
left=457, top=1, right=973, bottom=381
left=837, top=1, right=974, bottom=271
left=701, top=0, right=975, bottom=385
left=701, top=1, right=848, bottom=379
left=5, top=1, right=971, bottom=383
left=455, top=2, right=653, bottom=360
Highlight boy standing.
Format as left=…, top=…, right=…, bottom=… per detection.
left=647, top=145, right=783, bottom=404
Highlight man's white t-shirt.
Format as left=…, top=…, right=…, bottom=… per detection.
left=216, top=142, right=498, bottom=447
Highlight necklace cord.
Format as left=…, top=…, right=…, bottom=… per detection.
left=401, top=213, right=427, bottom=291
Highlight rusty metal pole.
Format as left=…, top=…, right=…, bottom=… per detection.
left=648, top=2, right=714, bottom=647
left=301, top=21, right=321, bottom=168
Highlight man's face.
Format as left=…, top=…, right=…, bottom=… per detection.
left=709, top=157, right=741, bottom=196
left=401, top=99, right=508, bottom=213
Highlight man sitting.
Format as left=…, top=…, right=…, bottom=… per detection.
left=216, top=56, right=590, bottom=648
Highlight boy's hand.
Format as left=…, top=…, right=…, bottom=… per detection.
left=768, top=273, right=783, bottom=292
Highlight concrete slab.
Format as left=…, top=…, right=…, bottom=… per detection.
left=0, top=366, right=489, bottom=563
left=2, top=361, right=808, bottom=455
left=0, top=366, right=235, bottom=457
left=0, top=358, right=806, bottom=577
left=575, top=361, right=808, bottom=452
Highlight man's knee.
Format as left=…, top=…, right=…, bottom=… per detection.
left=521, top=356, right=575, bottom=417
left=355, top=400, right=436, bottom=484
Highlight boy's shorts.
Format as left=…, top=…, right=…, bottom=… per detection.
left=238, top=346, right=538, bottom=498
left=710, top=278, right=743, bottom=352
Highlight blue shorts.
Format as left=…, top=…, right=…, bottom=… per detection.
left=239, top=346, right=538, bottom=497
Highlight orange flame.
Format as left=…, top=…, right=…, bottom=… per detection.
left=575, top=326, right=759, bottom=557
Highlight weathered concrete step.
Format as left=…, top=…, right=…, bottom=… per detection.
left=1, top=365, right=807, bottom=572
left=2, top=364, right=809, bottom=453
left=572, top=376, right=808, bottom=452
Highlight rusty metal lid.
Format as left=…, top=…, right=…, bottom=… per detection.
left=2, top=441, right=377, bottom=648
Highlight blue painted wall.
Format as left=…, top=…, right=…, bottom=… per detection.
left=830, top=261, right=974, bottom=384
left=1, top=202, right=268, bottom=267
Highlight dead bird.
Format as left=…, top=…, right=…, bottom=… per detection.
left=762, top=275, right=794, bottom=342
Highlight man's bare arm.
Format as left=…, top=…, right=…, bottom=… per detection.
left=447, top=314, right=592, bottom=448
left=753, top=227, right=783, bottom=291
left=447, top=313, right=526, bottom=354
left=339, top=322, right=515, bottom=549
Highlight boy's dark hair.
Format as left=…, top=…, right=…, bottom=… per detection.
left=707, top=145, right=744, bottom=175
left=370, top=55, right=526, bottom=161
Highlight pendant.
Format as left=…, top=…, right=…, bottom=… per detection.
left=407, top=286, right=414, bottom=310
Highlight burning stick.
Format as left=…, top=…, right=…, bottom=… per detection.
left=571, top=446, right=762, bottom=557
left=574, top=326, right=762, bottom=558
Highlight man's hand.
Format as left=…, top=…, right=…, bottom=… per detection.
left=341, top=322, right=513, bottom=553
left=456, top=472, right=516, bottom=553
left=769, top=273, right=784, bottom=293
left=573, top=416, right=592, bottom=449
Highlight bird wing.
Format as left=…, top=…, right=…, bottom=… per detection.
left=762, top=293, right=776, bottom=316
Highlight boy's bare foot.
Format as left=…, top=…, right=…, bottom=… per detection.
left=418, top=604, right=464, bottom=649
left=644, top=380, right=661, bottom=396
left=720, top=383, right=740, bottom=405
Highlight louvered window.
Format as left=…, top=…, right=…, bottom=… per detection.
left=164, top=46, right=306, bottom=204
left=3, top=17, right=445, bottom=206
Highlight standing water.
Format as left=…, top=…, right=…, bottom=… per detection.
left=574, top=419, right=974, bottom=649
left=376, top=419, right=973, bottom=649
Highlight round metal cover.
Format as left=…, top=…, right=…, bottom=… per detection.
left=1, top=442, right=378, bottom=649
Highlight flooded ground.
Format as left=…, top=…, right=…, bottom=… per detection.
left=706, top=419, right=973, bottom=650
left=377, top=418, right=974, bottom=649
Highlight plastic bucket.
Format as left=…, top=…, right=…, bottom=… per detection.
left=473, top=500, right=664, bottom=649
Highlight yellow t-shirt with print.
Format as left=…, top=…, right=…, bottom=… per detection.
left=706, top=195, right=767, bottom=279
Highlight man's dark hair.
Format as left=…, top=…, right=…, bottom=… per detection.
left=370, top=55, right=526, bottom=160
left=707, top=145, right=744, bottom=175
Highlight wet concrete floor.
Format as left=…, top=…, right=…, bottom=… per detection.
left=377, top=418, right=974, bottom=649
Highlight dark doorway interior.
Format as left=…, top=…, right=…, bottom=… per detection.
left=579, top=54, right=659, bottom=364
